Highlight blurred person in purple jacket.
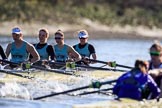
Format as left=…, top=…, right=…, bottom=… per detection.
left=113, top=59, right=160, bottom=100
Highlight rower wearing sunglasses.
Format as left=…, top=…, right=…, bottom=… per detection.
left=149, top=43, right=162, bottom=69
left=73, top=30, right=97, bottom=65
left=53, top=30, right=81, bottom=67
left=148, top=42, right=162, bottom=98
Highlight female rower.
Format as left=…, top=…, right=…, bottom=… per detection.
left=148, top=42, right=162, bottom=97
left=53, top=29, right=81, bottom=64
left=113, top=59, right=160, bottom=100
left=73, top=30, right=97, bottom=65
left=30, top=28, right=55, bottom=67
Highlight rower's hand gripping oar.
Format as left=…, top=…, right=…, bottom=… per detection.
left=85, top=58, right=133, bottom=69
left=0, top=59, right=74, bottom=76
left=33, top=79, right=117, bottom=100
left=0, top=59, right=35, bottom=79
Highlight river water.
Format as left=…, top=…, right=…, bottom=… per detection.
left=0, top=36, right=161, bottom=108
left=1, top=36, right=160, bottom=67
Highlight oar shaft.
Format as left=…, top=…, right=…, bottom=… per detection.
left=33, top=85, right=90, bottom=100
left=88, top=59, right=107, bottom=64
left=0, top=70, right=33, bottom=79
left=31, top=65, right=73, bottom=76
left=33, top=79, right=117, bottom=100
left=76, top=65, right=127, bottom=72
left=0, top=59, right=19, bottom=65
left=49, top=61, right=127, bottom=72
left=116, top=64, right=133, bottom=69
left=88, top=59, right=133, bottom=69
left=78, top=88, right=113, bottom=95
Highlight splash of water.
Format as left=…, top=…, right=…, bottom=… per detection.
left=0, top=82, right=31, bottom=99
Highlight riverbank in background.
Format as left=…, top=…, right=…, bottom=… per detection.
left=1, top=0, right=162, bottom=41
left=0, top=21, right=162, bottom=40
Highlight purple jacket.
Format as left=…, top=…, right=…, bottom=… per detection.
left=113, top=70, right=160, bottom=100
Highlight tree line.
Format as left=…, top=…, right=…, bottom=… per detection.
left=0, top=0, right=162, bottom=28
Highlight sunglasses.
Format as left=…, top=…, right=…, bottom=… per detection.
left=150, top=51, right=161, bottom=56
left=12, top=33, right=20, bottom=36
left=79, top=37, right=87, bottom=39
left=55, top=37, right=63, bottom=40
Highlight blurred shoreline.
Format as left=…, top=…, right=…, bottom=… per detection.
left=0, top=21, right=162, bottom=40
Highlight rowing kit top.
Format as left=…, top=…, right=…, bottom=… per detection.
left=34, top=43, right=49, bottom=60
left=30, top=43, right=55, bottom=61
left=113, top=69, right=160, bottom=100
left=149, top=61, right=162, bottom=70
left=148, top=61, right=162, bottom=88
left=73, top=43, right=95, bottom=58
left=10, top=41, right=29, bottom=63
left=54, top=44, right=68, bottom=62
left=74, top=43, right=90, bottom=57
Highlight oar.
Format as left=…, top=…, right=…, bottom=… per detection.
left=31, top=65, right=73, bottom=75
left=86, top=58, right=133, bottom=69
left=49, top=61, right=128, bottom=72
left=75, top=64, right=127, bottom=72
left=0, top=59, right=73, bottom=76
left=76, top=87, right=113, bottom=96
left=0, top=59, right=19, bottom=66
left=33, top=79, right=117, bottom=100
left=0, top=69, right=34, bottom=79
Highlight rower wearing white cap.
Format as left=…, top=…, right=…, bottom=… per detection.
left=73, top=29, right=97, bottom=65
left=5, top=27, right=40, bottom=69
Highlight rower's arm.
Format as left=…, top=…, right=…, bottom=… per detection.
left=5, top=43, right=12, bottom=57
left=68, top=46, right=81, bottom=62
left=26, top=44, right=40, bottom=63
left=149, top=69, right=162, bottom=77
left=91, top=53, right=97, bottom=64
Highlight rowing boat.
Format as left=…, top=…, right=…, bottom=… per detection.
left=0, top=69, right=123, bottom=82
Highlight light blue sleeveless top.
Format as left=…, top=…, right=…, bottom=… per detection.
left=35, top=44, right=49, bottom=60
left=75, top=43, right=90, bottom=57
left=10, top=41, right=29, bottom=63
left=149, top=61, right=162, bottom=69
left=54, top=44, right=68, bottom=62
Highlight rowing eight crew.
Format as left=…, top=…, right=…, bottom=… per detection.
left=1, top=27, right=97, bottom=69
left=0, top=27, right=162, bottom=100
